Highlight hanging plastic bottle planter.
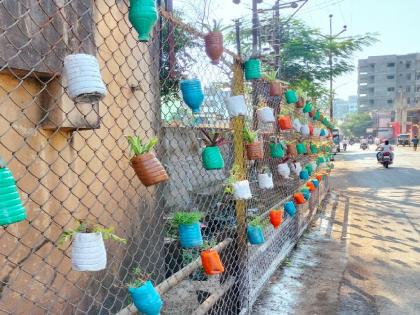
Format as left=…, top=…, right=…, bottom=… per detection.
left=0, top=164, right=26, bottom=226
left=129, top=280, right=163, bottom=315
left=258, top=172, right=274, bottom=189
left=201, top=249, right=225, bottom=275
left=300, top=124, right=310, bottom=136
left=310, top=143, right=318, bottom=154
left=172, top=212, right=204, bottom=248
left=293, top=193, right=306, bottom=205
left=244, top=58, right=262, bottom=80
left=277, top=115, right=293, bottom=130
left=277, top=163, right=291, bottom=179
left=314, top=110, right=321, bottom=121
left=296, top=143, right=306, bottom=155
left=284, top=201, right=297, bottom=216
left=313, top=128, right=321, bottom=137
left=180, top=79, right=205, bottom=113
left=290, top=161, right=302, bottom=175
left=204, top=28, right=224, bottom=64
left=295, top=97, right=305, bottom=108
left=301, top=188, right=311, bottom=200
left=233, top=180, right=252, bottom=200
left=269, top=142, right=285, bottom=158
left=311, top=179, right=319, bottom=188
left=247, top=225, right=265, bottom=245
left=63, top=54, right=107, bottom=103
left=285, top=90, right=298, bottom=104
left=225, top=95, right=247, bottom=117
left=293, top=118, right=302, bottom=132
left=200, top=131, right=225, bottom=170
left=287, top=143, right=298, bottom=158
left=269, top=209, right=283, bottom=229
left=128, top=0, right=158, bottom=42
left=306, top=181, right=316, bottom=192
left=305, top=163, right=313, bottom=175
left=257, top=107, right=276, bottom=123
left=299, top=169, right=309, bottom=180
left=303, top=102, right=312, bottom=113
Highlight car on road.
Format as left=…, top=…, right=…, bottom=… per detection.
left=397, top=134, right=410, bottom=146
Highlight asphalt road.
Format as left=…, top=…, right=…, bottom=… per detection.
left=253, top=145, right=420, bottom=315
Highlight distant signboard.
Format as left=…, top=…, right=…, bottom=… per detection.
left=366, top=128, right=374, bottom=133
left=377, top=127, right=393, bottom=140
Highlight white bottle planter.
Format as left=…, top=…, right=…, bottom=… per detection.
left=258, top=173, right=274, bottom=189
left=71, top=232, right=107, bottom=271
left=300, top=124, right=310, bottom=136
left=63, top=54, right=107, bottom=103
left=225, top=95, right=247, bottom=117
left=313, top=128, right=321, bottom=137
left=311, top=161, right=318, bottom=172
left=232, top=180, right=252, bottom=200
left=277, top=163, right=291, bottom=179
left=257, top=107, right=275, bottom=123
left=290, top=162, right=302, bottom=175
left=293, top=118, right=302, bottom=132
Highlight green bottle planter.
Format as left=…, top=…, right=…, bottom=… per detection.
left=129, top=0, right=158, bottom=42
left=244, top=59, right=262, bottom=80
left=314, top=110, right=321, bottom=121
left=310, top=144, right=318, bottom=154
left=285, top=90, right=298, bottom=104
left=322, top=117, right=330, bottom=126
left=303, top=102, right=312, bottom=113
left=202, top=146, right=224, bottom=170
left=296, top=143, right=306, bottom=155
left=305, top=164, right=313, bottom=175
left=0, top=166, right=26, bottom=226
left=317, top=156, right=325, bottom=165
left=269, top=143, right=284, bottom=158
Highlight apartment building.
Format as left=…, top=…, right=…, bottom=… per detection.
left=357, top=53, right=420, bottom=112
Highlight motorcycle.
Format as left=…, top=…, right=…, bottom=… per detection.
left=378, top=152, right=392, bottom=168
left=361, top=143, right=368, bottom=150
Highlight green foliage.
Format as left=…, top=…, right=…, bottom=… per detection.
left=200, top=130, right=225, bottom=147
left=341, top=112, right=373, bottom=137
left=203, top=19, right=230, bottom=33
left=224, top=164, right=241, bottom=194
left=263, top=70, right=278, bottom=82
left=200, top=240, right=217, bottom=250
left=243, top=127, right=258, bottom=144
left=248, top=216, right=265, bottom=228
left=172, top=212, right=202, bottom=225
left=57, top=220, right=127, bottom=246
left=126, top=136, right=158, bottom=156
left=126, top=267, right=150, bottom=288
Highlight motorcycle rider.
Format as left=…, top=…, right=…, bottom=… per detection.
left=360, top=137, right=368, bottom=149
left=376, top=140, right=394, bottom=161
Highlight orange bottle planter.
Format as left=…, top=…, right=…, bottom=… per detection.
left=316, top=174, right=323, bottom=182
left=294, top=192, right=305, bottom=204
left=306, top=181, right=316, bottom=192
left=200, top=249, right=224, bottom=275
left=277, top=116, right=293, bottom=130
left=269, top=209, right=283, bottom=229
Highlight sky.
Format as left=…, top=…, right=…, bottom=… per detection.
left=176, top=0, right=420, bottom=100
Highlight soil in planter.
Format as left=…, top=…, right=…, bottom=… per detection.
left=131, top=152, right=169, bottom=186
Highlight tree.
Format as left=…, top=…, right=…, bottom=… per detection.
left=341, top=112, right=373, bottom=137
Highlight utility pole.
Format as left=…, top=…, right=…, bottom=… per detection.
left=252, top=0, right=259, bottom=56
left=274, top=0, right=280, bottom=78
left=322, top=14, right=346, bottom=120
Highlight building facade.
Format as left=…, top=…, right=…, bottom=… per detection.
left=357, top=53, right=420, bottom=112
left=333, top=95, right=358, bottom=120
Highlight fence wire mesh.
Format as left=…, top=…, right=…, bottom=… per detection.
left=0, top=2, right=332, bottom=315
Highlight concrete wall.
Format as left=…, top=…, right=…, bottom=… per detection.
left=0, top=1, right=163, bottom=314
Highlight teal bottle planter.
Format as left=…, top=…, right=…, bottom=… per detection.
left=312, top=179, right=319, bottom=188
left=128, top=0, right=158, bottom=42
left=303, top=102, right=312, bottom=113
left=244, top=59, right=262, bottom=80
left=299, top=169, right=309, bottom=180
left=285, top=90, right=298, bottom=104
left=284, top=201, right=297, bottom=216
left=296, top=143, right=306, bottom=155
left=180, top=79, right=204, bottom=113
left=247, top=226, right=265, bottom=245
left=129, top=281, right=163, bottom=315
left=320, top=129, right=326, bottom=137
left=314, top=110, right=321, bottom=121
left=322, top=117, right=330, bottom=126
left=301, top=188, right=311, bottom=200
left=269, top=143, right=284, bottom=158
left=310, top=144, right=318, bottom=154
left=179, top=223, right=203, bottom=248
left=305, top=164, right=313, bottom=175
left=0, top=166, right=26, bottom=226
left=317, top=156, right=325, bottom=165
left=202, top=146, right=224, bottom=170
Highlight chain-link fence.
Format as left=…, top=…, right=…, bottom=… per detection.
left=0, top=2, right=332, bottom=315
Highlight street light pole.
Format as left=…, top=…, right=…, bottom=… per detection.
left=325, top=14, right=346, bottom=120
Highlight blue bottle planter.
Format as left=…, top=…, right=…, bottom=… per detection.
left=299, top=170, right=309, bottom=180
left=180, top=79, right=204, bottom=113
left=312, top=179, right=319, bottom=188
left=301, top=188, right=311, bottom=200
left=247, top=226, right=265, bottom=245
left=129, top=281, right=163, bottom=315
left=179, top=222, right=203, bottom=248
left=284, top=201, right=297, bottom=217
left=320, top=129, right=326, bottom=137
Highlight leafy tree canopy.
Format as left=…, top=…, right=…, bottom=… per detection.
left=341, top=112, right=374, bottom=137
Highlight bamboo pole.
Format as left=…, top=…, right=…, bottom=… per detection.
left=190, top=277, right=236, bottom=315
left=116, top=238, right=233, bottom=315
